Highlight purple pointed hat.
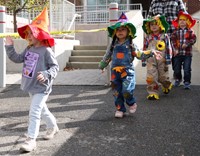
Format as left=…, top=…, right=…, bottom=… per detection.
left=118, top=12, right=128, bottom=23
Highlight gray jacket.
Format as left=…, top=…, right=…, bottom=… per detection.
left=5, top=45, right=59, bottom=94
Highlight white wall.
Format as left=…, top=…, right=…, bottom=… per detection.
left=75, top=10, right=144, bottom=48
left=192, top=20, right=200, bottom=51
left=6, top=15, right=30, bottom=32
left=126, top=10, right=144, bottom=49
left=6, top=39, right=80, bottom=73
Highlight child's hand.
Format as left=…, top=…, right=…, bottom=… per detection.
left=37, top=72, right=46, bottom=83
left=153, top=50, right=163, bottom=60
left=101, top=68, right=105, bottom=73
left=5, top=36, right=14, bottom=45
left=99, top=60, right=108, bottom=70
left=182, top=44, right=187, bottom=49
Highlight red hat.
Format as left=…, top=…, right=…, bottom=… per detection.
left=17, top=7, right=55, bottom=47
left=172, top=11, right=196, bottom=28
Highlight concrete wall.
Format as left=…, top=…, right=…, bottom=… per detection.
left=75, top=23, right=108, bottom=46
left=126, top=10, right=144, bottom=49
left=6, top=39, right=80, bottom=73
left=6, top=10, right=144, bottom=73
left=75, top=10, right=144, bottom=48
left=193, top=20, right=200, bottom=52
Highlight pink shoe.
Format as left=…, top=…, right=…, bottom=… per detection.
left=115, top=111, right=124, bottom=118
left=129, top=103, right=137, bottom=113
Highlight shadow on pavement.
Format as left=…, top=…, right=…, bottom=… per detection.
left=49, top=85, right=200, bottom=156
left=0, top=85, right=200, bottom=156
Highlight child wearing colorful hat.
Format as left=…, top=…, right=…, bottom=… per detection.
left=5, top=8, right=59, bottom=152
left=142, top=15, right=173, bottom=100
left=99, top=12, right=161, bottom=118
left=171, top=11, right=196, bottom=89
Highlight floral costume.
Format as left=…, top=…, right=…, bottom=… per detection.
left=99, top=12, right=154, bottom=115
left=142, top=15, right=173, bottom=100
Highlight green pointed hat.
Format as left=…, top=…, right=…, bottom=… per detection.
left=107, top=12, right=136, bottom=38
left=142, top=15, right=169, bottom=34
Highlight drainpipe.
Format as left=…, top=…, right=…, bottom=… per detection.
left=106, top=3, right=118, bottom=85
left=0, top=6, right=6, bottom=88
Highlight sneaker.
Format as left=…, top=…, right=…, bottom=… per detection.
left=184, top=82, right=191, bottom=90
left=129, top=103, right=137, bottom=113
left=115, top=111, right=124, bottom=118
left=147, top=94, right=159, bottom=100
left=20, top=137, right=36, bottom=152
left=43, top=126, right=59, bottom=140
left=174, top=80, right=181, bottom=87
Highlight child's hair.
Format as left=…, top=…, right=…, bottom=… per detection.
left=110, top=35, right=133, bottom=53
left=24, top=27, right=51, bottom=47
left=146, top=20, right=165, bottom=34
left=179, top=15, right=192, bottom=28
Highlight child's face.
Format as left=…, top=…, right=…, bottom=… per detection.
left=149, top=21, right=160, bottom=34
left=116, top=26, right=129, bottom=41
left=25, top=29, right=40, bottom=46
left=178, top=17, right=187, bottom=28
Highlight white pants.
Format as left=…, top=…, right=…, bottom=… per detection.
left=28, top=93, right=57, bottom=139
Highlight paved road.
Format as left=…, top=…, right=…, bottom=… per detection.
left=0, top=84, right=200, bottom=156
left=0, top=50, right=200, bottom=155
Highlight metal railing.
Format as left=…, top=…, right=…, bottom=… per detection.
left=75, top=3, right=144, bottom=24
left=5, top=2, right=147, bottom=33
left=5, top=0, right=76, bottom=37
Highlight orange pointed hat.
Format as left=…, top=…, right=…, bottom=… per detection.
left=18, top=7, right=55, bottom=47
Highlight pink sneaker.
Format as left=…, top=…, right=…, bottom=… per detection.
left=129, top=103, right=137, bottom=113
left=115, top=111, right=124, bottom=118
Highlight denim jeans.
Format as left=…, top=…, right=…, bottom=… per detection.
left=28, top=93, right=57, bottom=139
left=111, top=68, right=136, bottom=113
left=173, top=55, right=192, bottom=83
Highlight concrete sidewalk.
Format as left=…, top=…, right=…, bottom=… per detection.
left=5, top=50, right=200, bottom=86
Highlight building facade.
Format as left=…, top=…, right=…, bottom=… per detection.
left=184, top=0, right=200, bottom=14
left=68, top=0, right=200, bottom=15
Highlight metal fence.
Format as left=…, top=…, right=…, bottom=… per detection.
left=49, top=0, right=75, bottom=32
left=6, top=2, right=145, bottom=34
left=5, top=0, right=76, bottom=37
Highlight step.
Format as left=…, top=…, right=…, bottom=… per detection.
left=69, top=56, right=102, bottom=62
left=74, top=45, right=107, bottom=50
left=71, top=50, right=105, bottom=56
left=68, top=62, right=99, bottom=69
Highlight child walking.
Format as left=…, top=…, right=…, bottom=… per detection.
left=142, top=15, right=173, bottom=100
left=5, top=8, right=59, bottom=152
left=99, top=12, right=161, bottom=118
left=171, top=11, right=196, bottom=89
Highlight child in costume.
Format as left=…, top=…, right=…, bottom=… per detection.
left=171, top=11, right=196, bottom=89
left=99, top=12, right=161, bottom=118
left=142, top=15, right=173, bottom=100
left=5, top=8, right=59, bottom=152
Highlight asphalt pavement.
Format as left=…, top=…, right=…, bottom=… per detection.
left=0, top=50, right=200, bottom=156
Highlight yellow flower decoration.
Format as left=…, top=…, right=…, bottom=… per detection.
left=156, top=18, right=165, bottom=32
left=156, top=40, right=165, bottom=51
